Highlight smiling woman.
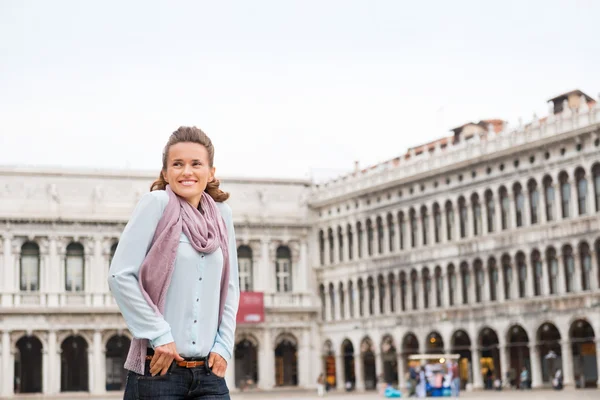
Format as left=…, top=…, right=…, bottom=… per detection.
left=108, top=126, right=240, bottom=400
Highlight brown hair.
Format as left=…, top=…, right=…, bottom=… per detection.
left=150, top=126, right=230, bottom=202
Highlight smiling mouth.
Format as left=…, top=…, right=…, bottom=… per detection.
left=179, top=180, right=198, bottom=186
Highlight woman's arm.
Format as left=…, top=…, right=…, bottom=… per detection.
left=210, top=202, right=240, bottom=363
left=108, top=191, right=174, bottom=348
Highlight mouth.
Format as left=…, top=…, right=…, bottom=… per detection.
left=179, top=180, right=198, bottom=187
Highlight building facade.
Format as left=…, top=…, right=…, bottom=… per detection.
left=0, top=90, right=599, bottom=397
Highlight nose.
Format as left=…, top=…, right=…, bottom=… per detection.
left=182, top=164, right=193, bottom=175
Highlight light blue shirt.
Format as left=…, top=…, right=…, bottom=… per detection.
left=108, top=190, right=239, bottom=362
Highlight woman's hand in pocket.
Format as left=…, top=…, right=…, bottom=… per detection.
left=150, top=342, right=184, bottom=376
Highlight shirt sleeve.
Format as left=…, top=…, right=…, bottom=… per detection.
left=108, top=192, right=174, bottom=347
left=210, top=203, right=240, bottom=362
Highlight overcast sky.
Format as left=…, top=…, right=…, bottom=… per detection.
left=1, top=0, right=598, bottom=181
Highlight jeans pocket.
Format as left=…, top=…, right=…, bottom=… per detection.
left=137, top=373, right=174, bottom=399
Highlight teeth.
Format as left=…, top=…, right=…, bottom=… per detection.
left=181, top=181, right=196, bottom=186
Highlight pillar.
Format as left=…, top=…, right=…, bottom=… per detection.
left=531, top=345, right=542, bottom=388
left=299, top=329, right=311, bottom=388
left=1, top=331, right=13, bottom=397
left=47, top=331, right=58, bottom=394
left=354, top=352, right=364, bottom=391
left=258, top=329, right=274, bottom=390
left=92, top=331, right=104, bottom=394
left=335, top=354, right=345, bottom=390
left=539, top=181, right=548, bottom=224
left=561, top=340, right=574, bottom=387
left=397, top=353, right=406, bottom=391
left=260, top=239, right=271, bottom=293
left=498, top=342, right=509, bottom=386
left=572, top=250, right=582, bottom=292
left=2, top=235, right=14, bottom=306
left=472, top=346, right=483, bottom=389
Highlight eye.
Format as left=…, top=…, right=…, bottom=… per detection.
left=172, top=161, right=182, bottom=167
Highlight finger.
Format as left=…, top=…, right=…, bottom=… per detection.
left=160, top=363, right=170, bottom=376
left=208, top=352, right=216, bottom=368
left=175, top=351, right=184, bottom=362
left=151, top=354, right=166, bottom=375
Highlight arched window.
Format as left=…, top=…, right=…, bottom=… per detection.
left=357, top=279, right=365, bottom=317
left=485, top=190, right=495, bottom=233
left=376, top=217, right=384, bottom=254
left=460, top=262, right=469, bottom=304
left=398, top=212, right=406, bottom=250
left=488, top=258, right=498, bottom=301
left=399, top=272, right=407, bottom=311
left=514, top=183, right=524, bottom=227
left=348, top=280, right=355, bottom=318
left=65, top=242, right=84, bottom=292
left=562, top=245, right=574, bottom=293
left=357, top=222, right=363, bottom=258
left=458, top=197, right=467, bottom=238
left=347, top=224, right=354, bottom=261
left=471, top=194, right=482, bottom=236
left=337, top=226, right=344, bottom=262
left=531, top=250, right=543, bottom=296
left=329, top=283, right=336, bottom=319
left=447, top=264, right=456, bottom=306
left=387, top=213, right=395, bottom=252
left=388, top=273, right=396, bottom=313
left=528, top=179, right=539, bottom=225
left=546, top=247, right=558, bottom=295
left=445, top=201, right=454, bottom=241
left=501, top=254, right=512, bottom=300
left=319, top=285, right=326, bottom=320
left=409, top=209, right=417, bottom=248
left=275, top=246, right=292, bottom=292
left=20, top=242, right=40, bottom=292
left=543, top=176, right=555, bottom=221
left=410, top=270, right=418, bottom=310
left=499, top=186, right=510, bottom=230
left=434, top=266, right=443, bottom=307
left=366, top=219, right=374, bottom=256
left=327, top=228, right=334, bottom=264
left=422, top=268, right=431, bottom=309
left=474, top=259, right=484, bottom=303
left=367, top=277, right=375, bottom=316
left=593, top=164, right=600, bottom=212
left=433, top=203, right=442, bottom=243
left=421, top=206, right=429, bottom=246
left=338, top=282, right=345, bottom=319
left=237, top=246, right=253, bottom=292
left=516, top=252, right=527, bottom=298
left=575, top=168, right=587, bottom=215
left=319, top=230, right=325, bottom=266
left=378, top=275, right=386, bottom=314
left=579, top=242, right=592, bottom=291
left=559, top=171, right=570, bottom=218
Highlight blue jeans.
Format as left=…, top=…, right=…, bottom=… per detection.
left=124, top=359, right=230, bottom=399
left=451, top=378, right=461, bottom=397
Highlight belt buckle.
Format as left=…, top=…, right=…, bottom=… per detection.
left=185, top=361, right=195, bottom=368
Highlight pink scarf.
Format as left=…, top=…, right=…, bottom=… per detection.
left=124, top=185, right=230, bottom=374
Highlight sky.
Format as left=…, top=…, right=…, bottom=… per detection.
left=1, top=0, right=598, bottom=182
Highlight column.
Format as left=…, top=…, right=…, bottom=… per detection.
left=353, top=281, right=360, bottom=318
left=510, top=262, right=518, bottom=300
left=471, top=345, right=483, bottom=389
left=352, top=222, right=360, bottom=261
left=335, top=354, right=345, bottom=390
left=527, top=257, right=536, bottom=298
left=557, top=252, right=566, bottom=294
left=92, top=331, right=104, bottom=394
left=354, top=352, right=364, bottom=391
left=494, top=197, right=503, bottom=232
left=497, top=262, right=506, bottom=302
left=47, top=237, right=59, bottom=307
left=523, top=190, right=531, bottom=226
left=1, top=331, right=13, bottom=397
left=397, top=353, right=406, bottom=391
left=531, top=345, right=543, bottom=388
left=440, top=207, right=448, bottom=243
left=439, top=272, right=448, bottom=308
left=498, top=343, right=509, bottom=388
left=414, top=214, right=422, bottom=248
left=324, top=284, right=332, bottom=321
left=374, top=280, right=382, bottom=316
left=561, top=340, right=574, bottom=387
left=2, top=235, right=14, bottom=306
left=47, top=330, right=58, bottom=394
left=541, top=257, right=551, bottom=296
left=87, top=346, right=94, bottom=393
left=260, top=239, right=272, bottom=292
left=406, top=275, right=414, bottom=310
left=456, top=266, right=464, bottom=305
left=464, top=202, right=472, bottom=239
left=343, top=284, right=351, bottom=319
left=382, top=216, right=390, bottom=255
left=572, top=251, right=582, bottom=292
left=539, top=181, right=548, bottom=224
left=332, top=231, right=339, bottom=265
left=590, top=250, right=599, bottom=291
left=324, top=231, right=331, bottom=266
left=570, top=179, right=578, bottom=218
left=258, top=329, right=274, bottom=390
left=469, top=268, right=477, bottom=305
left=585, top=178, right=594, bottom=216
left=507, top=194, right=515, bottom=230
left=42, top=347, right=49, bottom=394
left=453, top=206, right=461, bottom=242
left=298, top=240, right=308, bottom=292
left=299, top=329, right=311, bottom=388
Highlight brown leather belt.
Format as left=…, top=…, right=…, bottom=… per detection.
left=145, top=355, right=206, bottom=368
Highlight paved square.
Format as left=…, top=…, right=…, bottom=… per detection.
left=233, top=389, right=599, bottom=399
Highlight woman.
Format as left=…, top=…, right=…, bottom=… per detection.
left=108, top=126, right=240, bottom=399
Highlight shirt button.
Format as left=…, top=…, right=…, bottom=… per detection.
left=192, top=341, right=196, bottom=345
left=199, top=277, right=203, bottom=281
left=196, top=298, right=199, bottom=302
left=201, top=255, right=204, bottom=258
left=194, top=320, right=197, bottom=323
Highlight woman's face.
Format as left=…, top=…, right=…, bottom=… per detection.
left=162, top=142, right=215, bottom=208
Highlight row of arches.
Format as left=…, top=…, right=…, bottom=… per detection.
left=326, top=318, right=598, bottom=391
left=319, top=164, right=600, bottom=265
left=13, top=334, right=129, bottom=393
left=320, top=240, right=600, bottom=321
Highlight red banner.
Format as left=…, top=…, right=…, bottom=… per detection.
left=236, top=292, right=265, bottom=324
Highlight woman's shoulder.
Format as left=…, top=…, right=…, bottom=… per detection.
left=135, top=190, right=169, bottom=215
left=215, top=201, right=232, bottom=220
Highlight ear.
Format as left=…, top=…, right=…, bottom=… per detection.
left=209, top=167, right=216, bottom=182
left=162, top=170, right=168, bottom=183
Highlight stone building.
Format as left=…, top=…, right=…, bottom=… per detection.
left=0, top=90, right=599, bottom=397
